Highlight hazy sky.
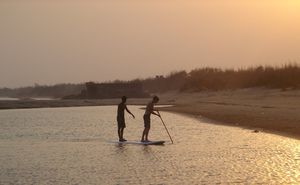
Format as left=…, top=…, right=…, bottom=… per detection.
left=1, top=0, right=300, bottom=88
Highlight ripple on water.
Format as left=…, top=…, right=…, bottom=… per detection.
left=0, top=106, right=299, bottom=184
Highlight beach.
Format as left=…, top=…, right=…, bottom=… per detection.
left=1, top=88, right=300, bottom=139
left=158, top=88, right=300, bottom=139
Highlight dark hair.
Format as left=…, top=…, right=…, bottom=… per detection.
left=153, top=96, right=159, bottom=102
left=122, top=96, right=127, bottom=101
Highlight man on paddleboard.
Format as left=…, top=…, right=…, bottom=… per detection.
left=141, top=96, right=160, bottom=142
left=117, top=96, right=135, bottom=142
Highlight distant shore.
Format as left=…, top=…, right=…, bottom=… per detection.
left=1, top=88, right=300, bottom=140
left=0, top=98, right=152, bottom=110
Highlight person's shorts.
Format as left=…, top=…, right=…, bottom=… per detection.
left=143, top=114, right=150, bottom=128
left=117, top=116, right=126, bottom=128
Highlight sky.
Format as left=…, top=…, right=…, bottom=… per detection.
left=1, top=0, right=300, bottom=88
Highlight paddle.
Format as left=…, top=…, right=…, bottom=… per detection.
left=157, top=111, right=174, bottom=144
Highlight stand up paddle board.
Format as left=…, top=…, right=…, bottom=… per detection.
left=113, top=140, right=165, bottom=145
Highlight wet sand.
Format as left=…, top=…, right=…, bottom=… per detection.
left=158, top=88, right=300, bottom=140
left=1, top=88, right=300, bottom=139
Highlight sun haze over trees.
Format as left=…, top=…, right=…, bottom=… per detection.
left=0, top=64, right=300, bottom=99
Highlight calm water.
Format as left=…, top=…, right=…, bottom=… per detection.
left=0, top=106, right=299, bottom=184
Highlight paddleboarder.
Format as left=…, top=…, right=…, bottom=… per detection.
left=117, top=96, right=135, bottom=142
left=141, top=96, right=160, bottom=142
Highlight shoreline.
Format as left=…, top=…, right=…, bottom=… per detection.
left=1, top=88, right=300, bottom=140
left=156, top=89, right=300, bottom=140
left=0, top=99, right=152, bottom=110
left=158, top=105, right=300, bottom=141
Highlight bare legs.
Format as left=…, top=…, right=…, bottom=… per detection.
left=118, top=127, right=126, bottom=141
left=141, top=127, right=150, bottom=142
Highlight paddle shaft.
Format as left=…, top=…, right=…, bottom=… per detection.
left=158, top=113, right=174, bottom=144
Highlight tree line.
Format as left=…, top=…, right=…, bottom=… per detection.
left=140, top=64, right=300, bottom=93
left=0, top=83, right=85, bottom=98
left=1, top=64, right=300, bottom=98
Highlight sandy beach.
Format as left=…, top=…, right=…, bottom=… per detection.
left=1, top=88, right=300, bottom=139
left=158, top=88, right=300, bottom=140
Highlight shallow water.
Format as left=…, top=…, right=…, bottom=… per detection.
left=0, top=106, right=299, bottom=184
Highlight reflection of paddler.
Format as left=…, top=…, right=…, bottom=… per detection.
left=117, top=96, right=135, bottom=142
left=141, top=96, right=160, bottom=142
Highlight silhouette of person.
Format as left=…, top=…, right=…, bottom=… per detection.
left=117, top=96, right=135, bottom=142
left=141, top=96, right=160, bottom=142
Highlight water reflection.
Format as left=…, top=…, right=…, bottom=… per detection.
left=0, top=106, right=299, bottom=184
left=141, top=145, right=160, bottom=160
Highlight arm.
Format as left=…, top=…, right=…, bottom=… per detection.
left=151, top=109, right=160, bottom=117
left=148, top=103, right=160, bottom=117
left=125, top=106, right=135, bottom=118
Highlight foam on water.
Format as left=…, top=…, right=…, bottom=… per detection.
left=0, top=106, right=299, bottom=184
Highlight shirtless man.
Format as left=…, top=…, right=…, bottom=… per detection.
left=141, top=96, right=160, bottom=142
left=117, top=96, right=135, bottom=142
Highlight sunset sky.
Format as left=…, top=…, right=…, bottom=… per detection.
left=1, top=0, right=300, bottom=88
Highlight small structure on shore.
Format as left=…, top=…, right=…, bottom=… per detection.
left=63, top=82, right=149, bottom=99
